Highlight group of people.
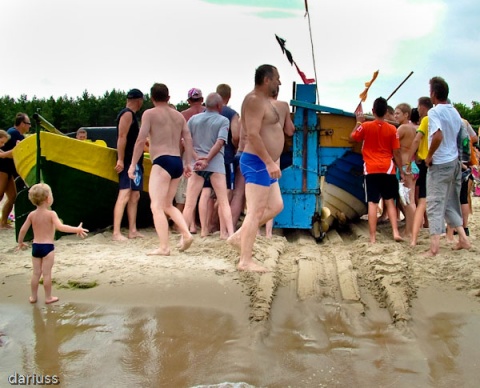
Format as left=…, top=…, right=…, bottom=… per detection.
left=4, top=70, right=475, bottom=305
left=6, top=64, right=290, bottom=304
left=350, top=76, right=474, bottom=256
left=112, top=65, right=293, bottom=272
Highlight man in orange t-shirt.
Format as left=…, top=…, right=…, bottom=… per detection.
left=350, top=97, right=404, bottom=243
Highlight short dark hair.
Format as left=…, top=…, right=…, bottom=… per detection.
left=418, top=96, right=433, bottom=110
left=429, top=76, right=449, bottom=101
left=254, top=64, right=277, bottom=86
left=150, top=83, right=169, bottom=102
left=373, top=97, right=388, bottom=117
left=15, top=112, right=27, bottom=126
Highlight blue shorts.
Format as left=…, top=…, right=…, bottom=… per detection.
left=119, top=163, right=143, bottom=191
left=32, top=243, right=55, bottom=259
left=240, top=152, right=277, bottom=187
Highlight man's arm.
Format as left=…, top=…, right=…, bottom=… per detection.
left=195, top=139, right=226, bottom=171
left=128, top=111, right=150, bottom=179
left=181, top=120, right=193, bottom=177
left=425, top=129, right=443, bottom=167
left=115, top=112, right=133, bottom=173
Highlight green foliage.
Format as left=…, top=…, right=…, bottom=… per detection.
left=0, top=90, right=153, bottom=133
left=453, top=101, right=480, bottom=129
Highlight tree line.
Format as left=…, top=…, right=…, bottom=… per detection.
left=0, top=90, right=479, bottom=133
left=0, top=90, right=189, bottom=134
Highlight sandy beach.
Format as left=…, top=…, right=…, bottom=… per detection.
left=1, top=198, right=480, bottom=387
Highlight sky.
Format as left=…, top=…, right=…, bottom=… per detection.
left=1, top=0, right=479, bottom=115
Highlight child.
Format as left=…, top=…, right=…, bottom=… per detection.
left=17, top=183, right=88, bottom=304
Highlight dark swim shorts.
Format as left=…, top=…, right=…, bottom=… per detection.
left=32, top=243, right=55, bottom=259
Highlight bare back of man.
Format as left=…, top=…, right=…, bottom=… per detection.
left=129, top=83, right=193, bottom=256
left=227, top=64, right=284, bottom=272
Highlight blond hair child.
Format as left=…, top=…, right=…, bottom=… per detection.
left=17, top=183, right=88, bottom=304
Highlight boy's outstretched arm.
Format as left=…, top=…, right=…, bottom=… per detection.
left=52, top=212, right=89, bottom=238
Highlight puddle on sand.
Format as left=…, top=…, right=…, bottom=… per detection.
left=1, top=282, right=480, bottom=387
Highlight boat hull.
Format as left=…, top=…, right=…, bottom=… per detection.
left=13, top=132, right=153, bottom=240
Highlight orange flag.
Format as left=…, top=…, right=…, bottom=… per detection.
left=358, top=70, right=379, bottom=102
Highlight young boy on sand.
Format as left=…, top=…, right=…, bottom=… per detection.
left=17, top=183, right=88, bottom=304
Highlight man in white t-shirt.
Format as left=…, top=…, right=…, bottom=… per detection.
left=424, top=76, right=471, bottom=256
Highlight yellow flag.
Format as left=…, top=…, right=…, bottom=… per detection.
left=359, top=70, right=379, bottom=102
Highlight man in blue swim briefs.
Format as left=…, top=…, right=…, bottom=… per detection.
left=129, top=83, right=194, bottom=256
left=227, top=64, right=285, bottom=272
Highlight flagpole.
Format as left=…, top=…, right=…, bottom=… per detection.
left=304, top=0, right=320, bottom=104
left=386, top=71, right=414, bottom=101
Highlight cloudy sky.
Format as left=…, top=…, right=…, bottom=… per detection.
left=1, top=0, right=479, bottom=114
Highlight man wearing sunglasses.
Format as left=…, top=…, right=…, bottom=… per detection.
left=0, top=112, right=31, bottom=229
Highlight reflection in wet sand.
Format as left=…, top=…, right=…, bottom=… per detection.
left=1, top=284, right=480, bottom=387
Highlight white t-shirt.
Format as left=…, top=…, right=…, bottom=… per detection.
left=428, top=103, right=462, bottom=165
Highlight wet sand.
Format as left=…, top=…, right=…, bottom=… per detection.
left=1, top=199, right=480, bottom=387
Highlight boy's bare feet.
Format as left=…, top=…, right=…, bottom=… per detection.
left=29, top=296, right=37, bottom=303
left=45, top=296, right=59, bottom=304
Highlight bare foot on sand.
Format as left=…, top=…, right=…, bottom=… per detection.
left=45, top=296, right=59, bottom=304
left=423, top=249, right=437, bottom=257
left=29, top=296, right=37, bottom=303
left=112, top=233, right=128, bottom=241
left=393, top=235, right=404, bottom=242
left=227, top=233, right=241, bottom=251
left=237, top=262, right=270, bottom=273
left=453, top=241, right=471, bottom=251
left=128, top=231, right=145, bottom=239
left=179, top=235, right=193, bottom=252
left=0, top=223, right=13, bottom=230
left=147, top=248, right=170, bottom=256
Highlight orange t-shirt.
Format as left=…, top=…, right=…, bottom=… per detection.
left=351, top=120, right=400, bottom=174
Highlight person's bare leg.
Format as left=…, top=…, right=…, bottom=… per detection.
left=367, top=202, right=378, bottom=243
left=112, top=189, right=130, bottom=241
left=237, top=183, right=270, bottom=272
left=230, top=169, right=245, bottom=230
left=425, top=234, right=441, bottom=257
left=0, top=177, right=16, bottom=229
left=148, top=166, right=174, bottom=255
left=183, top=174, right=204, bottom=237
left=30, top=256, right=42, bottom=303
left=211, top=173, right=234, bottom=239
left=411, top=198, right=426, bottom=246
left=403, top=175, right=417, bottom=238
left=445, top=225, right=455, bottom=244
left=453, top=225, right=471, bottom=251
left=198, top=187, right=212, bottom=237
left=265, top=219, right=273, bottom=238
left=385, top=198, right=403, bottom=241
left=162, top=177, right=193, bottom=252
left=42, top=252, right=59, bottom=304
left=126, top=190, right=144, bottom=238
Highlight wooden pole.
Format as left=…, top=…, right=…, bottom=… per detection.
left=386, top=71, right=414, bottom=101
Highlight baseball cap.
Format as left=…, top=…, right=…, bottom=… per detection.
left=187, top=88, right=203, bottom=100
left=127, top=88, right=144, bottom=99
